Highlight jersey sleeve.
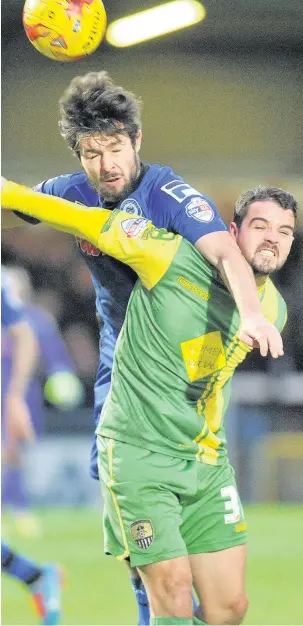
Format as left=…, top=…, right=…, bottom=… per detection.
left=1, top=270, right=25, bottom=328
left=13, top=178, right=64, bottom=225
left=150, top=169, right=227, bottom=244
left=2, top=181, right=181, bottom=290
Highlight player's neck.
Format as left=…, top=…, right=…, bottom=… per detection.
left=255, top=274, right=269, bottom=288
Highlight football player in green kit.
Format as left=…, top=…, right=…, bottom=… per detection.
left=1, top=179, right=297, bottom=625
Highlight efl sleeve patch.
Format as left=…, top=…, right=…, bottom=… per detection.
left=185, top=197, right=214, bottom=222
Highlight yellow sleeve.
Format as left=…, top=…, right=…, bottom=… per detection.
left=1, top=181, right=182, bottom=289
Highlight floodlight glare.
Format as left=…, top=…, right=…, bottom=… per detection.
left=106, top=1, right=206, bottom=48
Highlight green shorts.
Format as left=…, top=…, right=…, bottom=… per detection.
left=97, top=436, right=247, bottom=568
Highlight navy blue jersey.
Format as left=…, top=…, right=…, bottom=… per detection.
left=16, top=164, right=227, bottom=369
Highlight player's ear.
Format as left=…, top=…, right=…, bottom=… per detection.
left=229, top=221, right=239, bottom=241
left=135, top=130, right=142, bottom=152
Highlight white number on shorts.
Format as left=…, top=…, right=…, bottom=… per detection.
left=221, top=485, right=242, bottom=524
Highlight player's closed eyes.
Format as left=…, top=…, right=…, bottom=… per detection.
left=83, top=152, right=99, bottom=160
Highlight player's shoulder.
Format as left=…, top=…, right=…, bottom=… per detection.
left=144, top=163, right=184, bottom=187
left=35, top=171, right=97, bottom=203
left=144, top=162, right=213, bottom=204
left=143, top=162, right=218, bottom=223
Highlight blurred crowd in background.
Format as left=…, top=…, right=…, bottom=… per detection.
left=2, top=231, right=99, bottom=407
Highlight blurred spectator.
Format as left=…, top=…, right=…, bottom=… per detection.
left=1, top=265, right=85, bottom=533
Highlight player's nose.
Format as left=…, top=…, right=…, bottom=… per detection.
left=264, top=228, right=279, bottom=243
left=100, top=153, right=114, bottom=173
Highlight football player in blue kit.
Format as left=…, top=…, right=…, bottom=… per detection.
left=2, top=71, right=284, bottom=625
left=2, top=265, right=84, bottom=535
left=1, top=268, right=62, bottom=625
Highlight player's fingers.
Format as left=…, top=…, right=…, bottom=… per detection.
left=255, top=334, right=268, bottom=357
left=267, top=329, right=284, bottom=359
left=238, top=331, right=254, bottom=347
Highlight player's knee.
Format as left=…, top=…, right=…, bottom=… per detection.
left=226, top=592, right=249, bottom=624
left=204, top=592, right=249, bottom=625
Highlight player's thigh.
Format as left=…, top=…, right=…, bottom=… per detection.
left=181, top=460, right=247, bottom=554
left=189, top=543, right=247, bottom=611
left=138, top=555, right=193, bottom=618
left=97, top=436, right=189, bottom=568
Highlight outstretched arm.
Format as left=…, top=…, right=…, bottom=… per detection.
left=1, top=178, right=181, bottom=289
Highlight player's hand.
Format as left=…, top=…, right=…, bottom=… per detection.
left=4, top=392, right=35, bottom=443
left=239, top=314, right=284, bottom=358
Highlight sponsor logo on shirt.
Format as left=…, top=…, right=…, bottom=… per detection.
left=180, top=331, right=226, bottom=382
left=185, top=197, right=214, bottom=223
left=120, top=198, right=143, bottom=215
left=76, top=238, right=101, bottom=256
left=75, top=200, right=103, bottom=256
left=177, top=276, right=209, bottom=300
left=121, top=217, right=149, bottom=238
left=130, top=520, right=153, bottom=549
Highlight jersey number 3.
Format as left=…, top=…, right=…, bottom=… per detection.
left=221, top=485, right=244, bottom=524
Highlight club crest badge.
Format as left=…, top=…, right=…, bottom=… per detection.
left=130, top=520, right=153, bottom=549
left=120, top=198, right=142, bottom=215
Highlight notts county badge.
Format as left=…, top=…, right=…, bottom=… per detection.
left=130, top=520, right=153, bottom=550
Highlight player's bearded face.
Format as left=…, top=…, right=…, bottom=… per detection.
left=79, top=132, right=141, bottom=203
left=231, top=200, right=294, bottom=276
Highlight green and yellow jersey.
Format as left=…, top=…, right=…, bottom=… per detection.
left=2, top=182, right=287, bottom=465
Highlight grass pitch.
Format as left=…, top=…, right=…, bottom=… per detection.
left=2, top=504, right=302, bottom=625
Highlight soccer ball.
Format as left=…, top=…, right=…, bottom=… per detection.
left=22, top=0, right=107, bottom=61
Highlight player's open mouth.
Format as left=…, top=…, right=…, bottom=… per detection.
left=257, top=249, right=277, bottom=258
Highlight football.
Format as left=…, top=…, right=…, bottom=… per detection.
left=22, top=0, right=107, bottom=61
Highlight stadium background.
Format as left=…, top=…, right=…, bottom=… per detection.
left=2, top=0, right=303, bottom=624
